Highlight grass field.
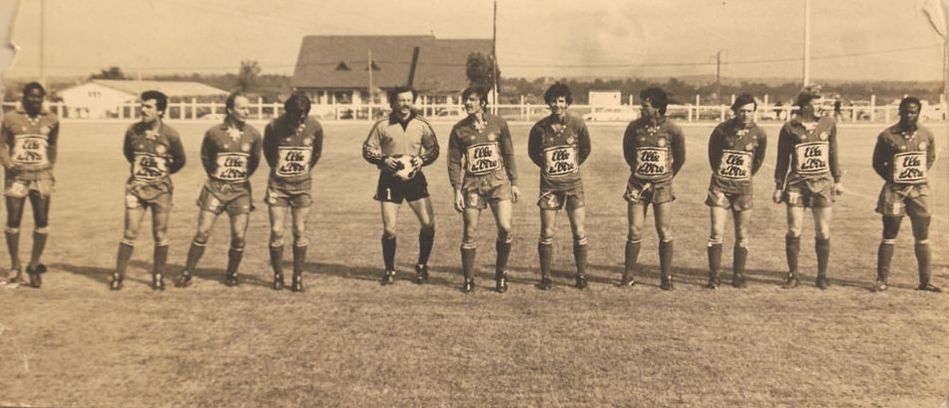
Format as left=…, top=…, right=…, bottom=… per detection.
left=0, top=119, right=947, bottom=407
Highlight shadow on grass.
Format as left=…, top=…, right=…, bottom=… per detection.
left=51, top=260, right=273, bottom=289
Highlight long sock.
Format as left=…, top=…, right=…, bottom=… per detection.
left=659, top=240, right=674, bottom=277
left=815, top=238, right=830, bottom=278
left=269, top=245, right=284, bottom=276
left=538, top=242, right=553, bottom=279
left=418, top=229, right=434, bottom=266
left=495, top=238, right=511, bottom=274
left=624, top=240, right=640, bottom=281
left=30, top=231, right=48, bottom=268
left=226, top=248, right=243, bottom=277
left=461, top=246, right=476, bottom=281
left=707, top=243, right=722, bottom=280
left=877, top=242, right=894, bottom=283
left=915, top=242, right=932, bottom=286
left=733, top=244, right=748, bottom=276
left=382, top=236, right=396, bottom=271
left=184, top=242, right=206, bottom=272
left=573, top=239, right=588, bottom=276
left=293, top=245, right=307, bottom=277
left=785, top=235, right=800, bottom=276
left=153, top=245, right=168, bottom=277
left=115, top=242, right=134, bottom=278
left=5, top=231, right=20, bottom=270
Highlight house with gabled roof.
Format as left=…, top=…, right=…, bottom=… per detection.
left=291, top=35, right=493, bottom=106
left=59, top=79, right=228, bottom=118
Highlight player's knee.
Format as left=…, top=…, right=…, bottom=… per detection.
left=382, top=230, right=396, bottom=241
left=815, top=227, right=831, bottom=240
left=420, top=223, right=435, bottom=236
left=123, top=228, right=139, bottom=242
left=911, top=216, right=931, bottom=241
left=192, top=231, right=211, bottom=246
left=786, top=225, right=802, bottom=237
left=571, top=225, right=587, bottom=241
left=540, top=226, right=556, bottom=241
left=3, top=227, right=17, bottom=235
left=34, top=226, right=50, bottom=235
left=657, top=226, right=673, bottom=242
left=497, top=230, right=513, bottom=244
left=230, top=236, right=245, bottom=250
left=627, top=224, right=642, bottom=242
left=573, top=234, right=588, bottom=246
left=735, top=239, right=749, bottom=249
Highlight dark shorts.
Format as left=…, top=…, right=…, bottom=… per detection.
left=784, top=179, right=834, bottom=208
left=4, top=171, right=54, bottom=198
left=375, top=171, right=429, bottom=203
left=197, top=182, right=253, bottom=215
left=463, top=180, right=513, bottom=210
left=705, top=188, right=753, bottom=211
left=876, top=183, right=930, bottom=217
left=624, top=180, right=674, bottom=205
left=538, top=186, right=584, bottom=210
left=266, top=182, right=313, bottom=208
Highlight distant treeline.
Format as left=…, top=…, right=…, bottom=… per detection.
left=3, top=74, right=943, bottom=106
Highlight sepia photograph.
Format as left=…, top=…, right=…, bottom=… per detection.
left=0, top=0, right=947, bottom=406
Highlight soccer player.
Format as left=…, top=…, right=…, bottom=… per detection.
left=528, top=83, right=591, bottom=290
left=621, top=87, right=686, bottom=290
left=0, top=82, right=58, bottom=289
left=362, top=86, right=439, bottom=285
left=175, top=92, right=262, bottom=288
left=111, top=90, right=186, bottom=290
left=263, top=92, right=323, bottom=292
left=448, top=86, right=519, bottom=293
left=773, top=91, right=843, bottom=289
left=871, top=97, right=940, bottom=292
left=704, top=94, right=767, bottom=289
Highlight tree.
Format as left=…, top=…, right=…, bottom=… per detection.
left=236, top=60, right=261, bottom=93
left=91, top=66, right=128, bottom=80
left=466, top=53, right=500, bottom=93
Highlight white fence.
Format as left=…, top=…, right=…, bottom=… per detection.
left=2, top=97, right=947, bottom=123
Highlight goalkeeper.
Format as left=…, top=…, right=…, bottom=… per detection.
left=362, top=86, right=440, bottom=286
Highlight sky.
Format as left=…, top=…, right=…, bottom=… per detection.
left=1, top=0, right=946, bottom=82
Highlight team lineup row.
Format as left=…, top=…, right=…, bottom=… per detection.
left=0, top=82, right=940, bottom=294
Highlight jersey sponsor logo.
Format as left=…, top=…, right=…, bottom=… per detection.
left=793, top=141, right=829, bottom=176
left=892, top=151, right=927, bottom=183
left=276, top=146, right=311, bottom=177
left=213, top=152, right=250, bottom=181
left=634, top=147, right=670, bottom=180
left=543, top=145, right=578, bottom=177
left=716, top=149, right=752, bottom=180
left=132, top=153, right=169, bottom=181
left=11, top=135, right=49, bottom=166
left=465, top=143, right=501, bottom=176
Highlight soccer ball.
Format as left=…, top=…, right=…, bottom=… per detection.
left=392, top=155, right=422, bottom=181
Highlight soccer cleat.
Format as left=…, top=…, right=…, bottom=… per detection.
left=575, top=274, right=588, bottom=290
left=462, top=279, right=475, bottom=294
left=290, top=273, right=304, bottom=293
left=224, top=272, right=239, bottom=287
left=3, top=268, right=24, bottom=288
left=618, top=277, right=636, bottom=287
left=706, top=277, right=720, bottom=290
left=495, top=271, right=508, bottom=293
left=414, top=264, right=429, bottom=285
left=110, top=273, right=124, bottom=291
left=732, top=273, right=747, bottom=289
left=151, top=273, right=165, bottom=291
left=660, top=275, right=674, bottom=291
left=537, top=277, right=553, bottom=291
left=870, top=280, right=888, bottom=293
left=815, top=275, right=831, bottom=290
left=272, top=272, right=285, bottom=291
left=917, top=283, right=942, bottom=293
left=174, top=270, right=193, bottom=288
left=380, top=270, right=396, bottom=286
left=781, top=273, right=799, bottom=289
left=26, top=264, right=45, bottom=289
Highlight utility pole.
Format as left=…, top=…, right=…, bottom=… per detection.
left=803, top=0, right=811, bottom=88
left=368, top=49, right=373, bottom=118
left=492, top=0, right=499, bottom=115
left=714, top=49, right=725, bottom=102
left=39, top=0, right=45, bottom=88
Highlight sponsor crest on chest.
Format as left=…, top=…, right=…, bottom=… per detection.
left=543, top=145, right=578, bottom=177
left=465, top=143, right=501, bottom=175
left=633, top=147, right=670, bottom=180
left=276, top=146, right=311, bottom=177
left=716, top=149, right=752, bottom=180
left=892, top=151, right=927, bottom=184
left=793, top=141, right=829, bottom=175
left=132, top=153, right=169, bottom=181
left=213, top=152, right=249, bottom=181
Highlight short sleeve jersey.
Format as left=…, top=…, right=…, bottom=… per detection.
left=447, top=112, right=518, bottom=191
left=2, top=108, right=59, bottom=179
left=527, top=113, right=591, bottom=191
